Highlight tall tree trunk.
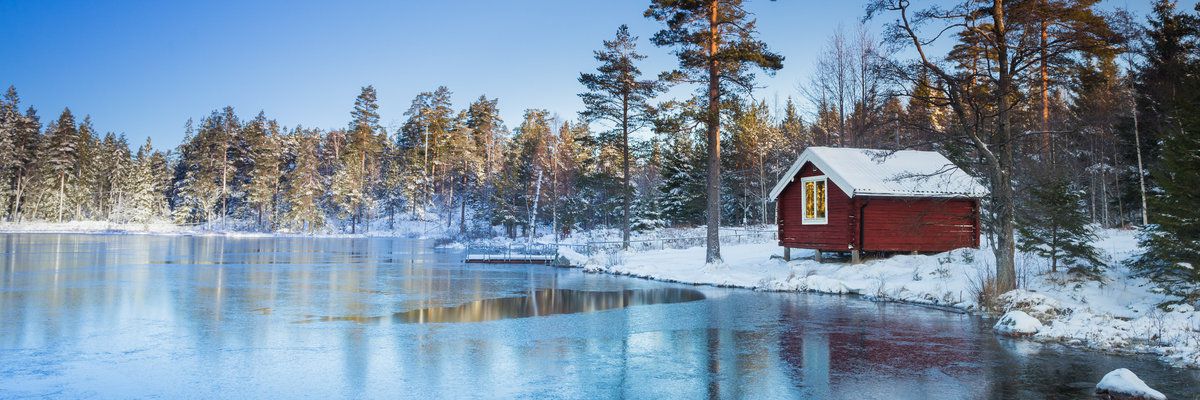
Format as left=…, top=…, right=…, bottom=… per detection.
left=529, top=169, right=543, bottom=242
left=622, top=92, right=631, bottom=250
left=460, top=173, right=467, bottom=235
left=1130, top=82, right=1149, bottom=226
left=221, top=151, right=228, bottom=225
left=12, top=174, right=24, bottom=222
left=1040, top=2, right=1052, bottom=164
left=56, top=173, right=65, bottom=223
left=993, top=0, right=1018, bottom=294
left=705, top=0, right=722, bottom=263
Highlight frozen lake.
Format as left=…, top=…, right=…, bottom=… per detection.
left=1, top=233, right=1197, bottom=399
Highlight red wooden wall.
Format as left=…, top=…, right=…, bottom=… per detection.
left=777, top=162, right=980, bottom=253
left=857, top=197, right=979, bottom=252
left=777, top=163, right=853, bottom=252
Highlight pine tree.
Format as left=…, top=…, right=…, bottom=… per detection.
left=332, top=87, right=385, bottom=233
left=579, top=24, right=665, bottom=249
left=464, top=95, right=505, bottom=230
left=646, top=0, right=784, bottom=262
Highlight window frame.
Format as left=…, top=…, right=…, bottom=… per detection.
left=800, top=175, right=829, bottom=225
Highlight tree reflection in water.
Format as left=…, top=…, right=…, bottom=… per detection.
left=299, top=288, right=706, bottom=324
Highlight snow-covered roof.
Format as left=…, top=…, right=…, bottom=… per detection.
left=768, top=147, right=989, bottom=200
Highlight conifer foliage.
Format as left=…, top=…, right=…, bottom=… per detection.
left=579, top=24, right=664, bottom=250
left=1017, top=176, right=1106, bottom=274
left=645, top=0, right=784, bottom=263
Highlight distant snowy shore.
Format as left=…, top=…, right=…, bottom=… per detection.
left=0, top=219, right=449, bottom=239
left=578, top=229, right=1200, bottom=369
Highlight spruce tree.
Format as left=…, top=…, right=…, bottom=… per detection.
left=1017, top=176, right=1106, bottom=274
left=40, top=109, right=80, bottom=222
left=1131, top=0, right=1198, bottom=190
left=0, top=87, right=20, bottom=219
left=658, top=131, right=705, bottom=226
left=1133, top=68, right=1200, bottom=304
left=70, top=116, right=101, bottom=220
left=115, top=138, right=168, bottom=223
left=778, top=97, right=808, bottom=157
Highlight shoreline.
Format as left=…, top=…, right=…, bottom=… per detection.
left=575, top=233, right=1200, bottom=370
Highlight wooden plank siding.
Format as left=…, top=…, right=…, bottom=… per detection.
left=856, top=197, right=979, bottom=252
left=777, top=161, right=981, bottom=253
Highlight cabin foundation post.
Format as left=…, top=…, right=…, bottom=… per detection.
left=814, top=250, right=823, bottom=263
left=783, top=247, right=791, bottom=261
left=851, top=249, right=861, bottom=264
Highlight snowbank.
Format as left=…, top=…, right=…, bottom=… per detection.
left=1095, top=368, right=1167, bottom=400
left=580, top=229, right=1200, bottom=368
left=993, top=310, right=1043, bottom=336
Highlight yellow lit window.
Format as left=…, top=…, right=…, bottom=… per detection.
left=801, top=176, right=828, bottom=225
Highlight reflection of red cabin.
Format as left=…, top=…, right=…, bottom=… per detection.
left=768, top=147, right=988, bottom=262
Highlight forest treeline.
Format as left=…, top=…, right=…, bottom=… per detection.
left=0, top=1, right=1197, bottom=301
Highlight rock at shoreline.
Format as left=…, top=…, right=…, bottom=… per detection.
left=993, top=310, right=1043, bottom=337
left=1095, top=368, right=1166, bottom=400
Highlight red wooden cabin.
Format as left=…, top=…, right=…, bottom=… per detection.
left=768, top=147, right=988, bottom=263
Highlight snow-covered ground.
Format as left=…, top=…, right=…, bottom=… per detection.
left=0, top=220, right=189, bottom=235
left=579, top=229, right=1200, bottom=368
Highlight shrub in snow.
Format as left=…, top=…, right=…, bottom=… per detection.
left=1094, top=368, right=1166, bottom=400
left=993, top=310, right=1043, bottom=337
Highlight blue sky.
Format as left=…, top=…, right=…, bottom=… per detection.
left=0, top=0, right=1178, bottom=148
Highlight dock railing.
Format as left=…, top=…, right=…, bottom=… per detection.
left=466, top=228, right=777, bottom=264
left=577, top=230, right=776, bottom=256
